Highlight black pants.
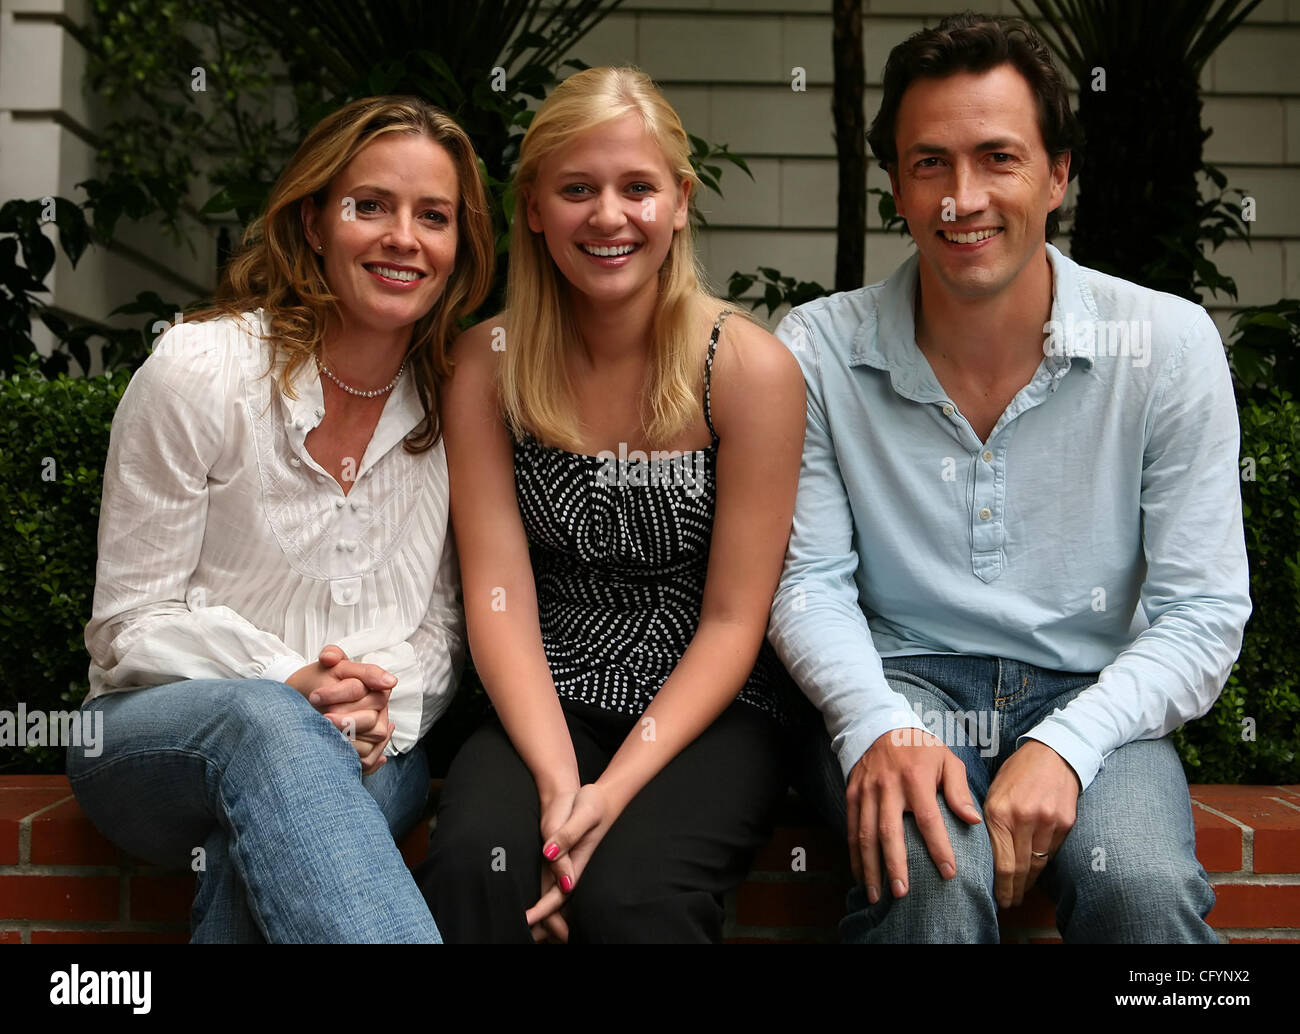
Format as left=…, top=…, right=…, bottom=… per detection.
left=417, top=699, right=787, bottom=943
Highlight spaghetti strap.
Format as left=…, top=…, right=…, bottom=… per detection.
left=703, top=310, right=731, bottom=445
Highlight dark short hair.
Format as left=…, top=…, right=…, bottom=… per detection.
left=866, top=10, right=1083, bottom=240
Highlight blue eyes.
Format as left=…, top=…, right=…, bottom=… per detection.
left=563, top=183, right=655, bottom=196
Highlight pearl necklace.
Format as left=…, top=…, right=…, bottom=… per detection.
left=316, top=355, right=406, bottom=398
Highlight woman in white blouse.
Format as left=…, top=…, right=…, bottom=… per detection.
left=67, top=96, right=495, bottom=943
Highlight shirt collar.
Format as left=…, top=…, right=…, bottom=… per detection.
left=848, top=242, right=1096, bottom=398
left=254, top=308, right=426, bottom=446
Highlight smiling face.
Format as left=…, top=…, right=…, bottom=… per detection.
left=524, top=112, right=689, bottom=313
left=301, top=132, right=460, bottom=342
left=889, top=63, right=1068, bottom=303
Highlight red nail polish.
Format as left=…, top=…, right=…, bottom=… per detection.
left=560, top=875, right=572, bottom=892
left=543, top=843, right=559, bottom=860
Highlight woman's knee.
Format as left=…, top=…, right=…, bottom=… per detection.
left=215, top=679, right=358, bottom=769
left=565, top=869, right=723, bottom=943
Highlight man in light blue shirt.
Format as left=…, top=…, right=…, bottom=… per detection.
left=768, top=12, right=1250, bottom=943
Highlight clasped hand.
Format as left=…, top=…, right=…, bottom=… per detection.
left=287, top=644, right=396, bottom=775
left=525, top=783, right=614, bottom=943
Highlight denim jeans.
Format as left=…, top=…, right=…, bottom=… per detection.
left=66, top=678, right=440, bottom=943
left=796, top=655, right=1217, bottom=944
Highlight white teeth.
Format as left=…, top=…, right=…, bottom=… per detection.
left=368, top=265, right=423, bottom=281
left=581, top=244, right=637, bottom=257
left=943, top=228, right=1001, bottom=244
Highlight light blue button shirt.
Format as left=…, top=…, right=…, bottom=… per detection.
left=768, top=244, right=1251, bottom=790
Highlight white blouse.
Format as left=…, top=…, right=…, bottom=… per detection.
left=84, top=310, right=464, bottom=755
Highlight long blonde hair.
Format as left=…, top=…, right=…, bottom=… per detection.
left=501, top=67, right=717, bottom=451
left=191, top=96, right=495, bottom=451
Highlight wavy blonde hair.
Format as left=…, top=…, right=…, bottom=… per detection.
left=190, top=95, right=495, bottom=451
left=501, top=67, right=720, bottom=451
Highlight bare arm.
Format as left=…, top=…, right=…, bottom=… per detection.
left=441, top=320, right=580, bottom=800
left=599, top=317, right=805, bottom=811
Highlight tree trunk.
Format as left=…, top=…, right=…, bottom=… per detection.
left=832, top=0, right=865, bottom=292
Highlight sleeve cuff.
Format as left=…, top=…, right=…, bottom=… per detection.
left=1019, top=720, right=1104, bottom=792
left=258, top=654, right=308, bottom=688
left=834, top=706, right=928, bottom=783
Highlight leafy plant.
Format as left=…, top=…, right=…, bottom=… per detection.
left=70, top=0, right=288, bottom=243
left=0, top=359, right=130, bottom=773
left=1226, top=299, right=1300, bottom=405
left=865, top=187, right=908, bottom=237
left=726, top=268, right=828, bottom=319
left=1173, top=391, right=1300, bottom=783
left=0, top=197, right=175, bottom=377
left=687, top=135, right=752, bottom=220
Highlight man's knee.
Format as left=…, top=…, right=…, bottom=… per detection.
left=842, top=795, right=997, bottom=943
left=1049, top=835, right=1215, bottom=943
left=1046, top=735, right=1215, bottom=942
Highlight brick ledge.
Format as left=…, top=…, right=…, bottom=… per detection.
left=1, top=778, right=1296, bottom=944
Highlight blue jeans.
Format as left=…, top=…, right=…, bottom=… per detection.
left=797, top=655, right=1217, bottom=944
left=66, top=678, right=440, bottom=943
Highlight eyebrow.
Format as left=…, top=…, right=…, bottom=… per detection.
left=349, top=185, right=454, bottom=207
left=903, top=138, right=1026, bottom=158
left=555, top=168, right=665, bottom=181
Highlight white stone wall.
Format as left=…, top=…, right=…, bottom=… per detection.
left=2, top=0, right=1296, bottom=362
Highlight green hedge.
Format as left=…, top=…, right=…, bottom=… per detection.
left=1173, top=391, right=1300, bottom=783
left=2, top=365, right=1296, bottom=781
left=0, top=361, right=128, bottom=773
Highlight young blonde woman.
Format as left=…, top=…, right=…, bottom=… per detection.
left=68, top=96, right=494, bottom=943
left=418, top=67, right=806, bottom=943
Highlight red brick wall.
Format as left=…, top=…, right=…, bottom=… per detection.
left=2, top=776, right=1296, bottom=944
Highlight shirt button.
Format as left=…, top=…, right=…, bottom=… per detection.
left=979, top=507, right=992, bottom=520
left=942, top=404, right=955, bottom=417
left=289, top=457, right=301, bottom=468
left=336, top=541, right=345, bottom=551
left=982, top=450, right=993, bottom=463
left=350, top=501, right=359, bottom=511
left=334, top=499, right=345, bottom=509
left=295, top=418, right=306, bottom=430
